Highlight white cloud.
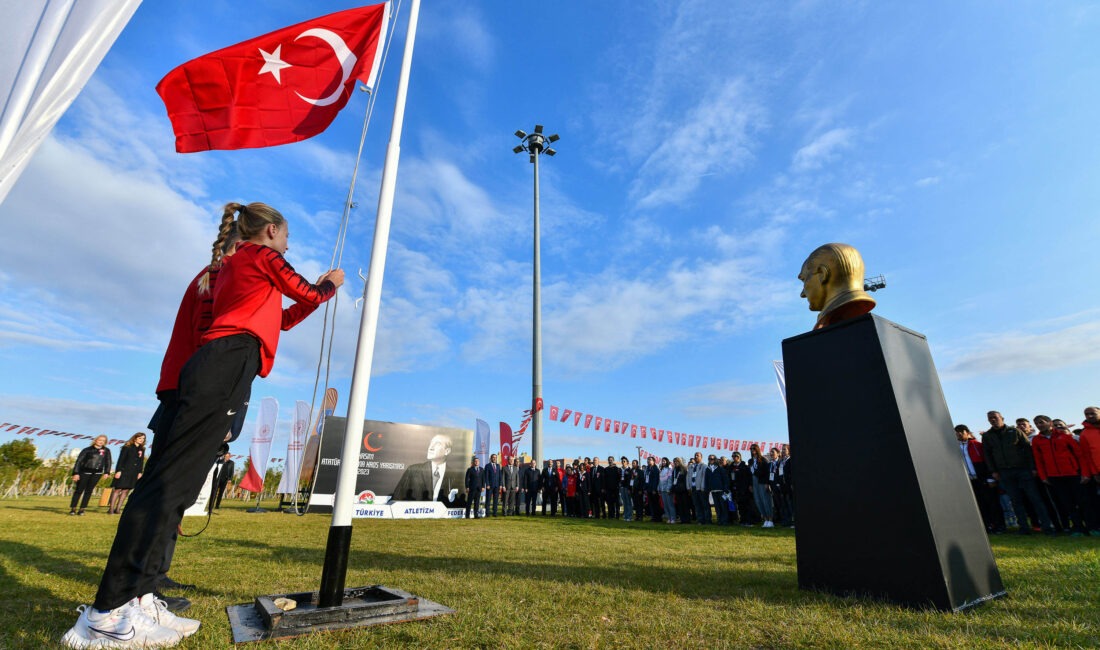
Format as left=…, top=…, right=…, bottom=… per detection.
left=915, top=176, right=941, bottom=187
left=672, top=380, right=777, bottom=419
left=792, top=127, right=855, bottom=171
left=943, top=314, right=1100, bottom=378
left=631, top=79, right=764, bottom=209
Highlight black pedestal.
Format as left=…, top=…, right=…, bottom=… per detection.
left=782, top=314, right=1005, bottom=611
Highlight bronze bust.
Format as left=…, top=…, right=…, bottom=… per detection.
left=798, top=243, right=876, bottom=329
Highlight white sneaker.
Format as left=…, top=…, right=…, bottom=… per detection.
left=140, top=593, right=201, bottom=638
left=763, top=520, right=774, bottom=528
left=61, top=598, right=181, bottom=648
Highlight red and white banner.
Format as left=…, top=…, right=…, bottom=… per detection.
left=536, top=403, right=786, bottom=454
left=499, top=421, right=514, bottom=465
left=156, top=3, right=389, bottom=152
left=238, top=397, right=279, bottom=493
left=276, top=400, right=310, bottom=494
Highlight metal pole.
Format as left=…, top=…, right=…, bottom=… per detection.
left=531, top=149, right=543, bottom=468
left=318, top=0, right=420, bottom=609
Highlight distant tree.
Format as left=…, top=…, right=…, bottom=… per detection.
left=0, top=439, right=42, bottom=470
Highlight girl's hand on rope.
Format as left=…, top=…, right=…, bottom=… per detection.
left=319, top=269, right=345, bottom=288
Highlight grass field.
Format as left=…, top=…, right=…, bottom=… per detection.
left=0, top=497, right=1097, bottom=649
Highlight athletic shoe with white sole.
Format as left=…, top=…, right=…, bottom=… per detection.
left=139, top=593, right=201, bottom=637
left=61, top=598, right=181, bottom=648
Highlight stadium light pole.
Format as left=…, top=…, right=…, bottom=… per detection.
left=513, top=125, right=559, bottom=468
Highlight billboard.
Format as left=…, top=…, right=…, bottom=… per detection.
left=307, top=417, right=473, bottom=514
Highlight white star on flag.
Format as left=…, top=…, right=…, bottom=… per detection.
left=258, top=45, right=291, bottom=83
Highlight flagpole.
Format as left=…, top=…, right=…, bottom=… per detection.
left=317, top=0, right=420, bottom=609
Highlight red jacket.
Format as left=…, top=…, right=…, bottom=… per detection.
left=1078, top=421, right=1100, bottom=477
left=203, top=242, right=335, bottom=377
left=1031, top=430, right=1083, bottom=481
left=157, top=266, right=220, bottom=393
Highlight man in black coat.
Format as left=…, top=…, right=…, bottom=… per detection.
left=602, top=455, right=622, bottom=519
left=541, top=461, right=561, bottom=515
left=483, top=453, right=503, bottom=516
left=464, top=456, right=484, bottom=519
left=644, top=456, right=662, bottom=522
left=589, top=457, right=604, bottom=518
left=522, top=460, right=541, bottom=515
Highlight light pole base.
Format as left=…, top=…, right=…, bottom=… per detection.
left=226, top=585, right=454, bottom=643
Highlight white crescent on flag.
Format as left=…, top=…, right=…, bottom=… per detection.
left=294, top=28, right=357, bottom=106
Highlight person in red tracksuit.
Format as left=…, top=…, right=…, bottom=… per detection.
left=64, top=202, right=344, bottom=649
left=1030, top=415, right=1088, bottom=535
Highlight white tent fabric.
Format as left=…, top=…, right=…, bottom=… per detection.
left=0, top=0, right=141, bottom=207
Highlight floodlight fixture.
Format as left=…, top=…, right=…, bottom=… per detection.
left=545, top=148, right=556, bottom=156
left=515, top=129, right=527, bottom=139
left=534, top=124, right=544, bottom=134
left=513, top=145, right=524, bottom=154
left=548, top=134, right=560, bottom=143
left=864, top=274, right=887, bottom=292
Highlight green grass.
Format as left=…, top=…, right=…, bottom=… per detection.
left=0, top=497, right=1097, bottom=648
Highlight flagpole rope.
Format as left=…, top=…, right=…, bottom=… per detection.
left=297, top=0, right=405, bottom=516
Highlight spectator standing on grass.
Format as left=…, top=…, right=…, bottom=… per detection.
left=749, top=444, right=774, bottom=528
left=672, top=456, right=691, bottom=523
left=577, top=461, right=592, bottom=517
left=631, top=459, right=646, bottom=519
left=728, top=452, right=755, bottom=526
left=644, top=455, right=661, bottom=522
left=603, top=455, right=621, bottom=519
left=540, top=460, right=557, bottom=516
left=982, top=410, right=1054, bottom=535
left=464, top=456, right=484, bottom=519
left=503, top=457, right=521, bottom=516
left=70, top=435, right=112, bottom=516
left=776, top=445, right=794, bottom=527
left=1078, top=407, right=1100, bottom=530
left=619, top=457, right=635, bottom=522
left=658, top=457, right=676, bottom=524
left=108, top=433, right=146, bottom=515
left=706, top=454, right=730, bottom=525
left=1031, top=416, right=1088, bottom=536
left=523, top=460, right=541, bottom=516
left=955, top=424, right=1005, bottom=533
left=563, top=465, right=578, bottom=516
left=690, top=452, right=709, bottom=524
left=589, top=457, right=604, bottom=519
left=483, top=453, right=502, bottom=517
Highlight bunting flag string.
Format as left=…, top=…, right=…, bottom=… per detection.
left=528, top=405, right=786, bottom=454
left=0, top=420, right=261, bottom=460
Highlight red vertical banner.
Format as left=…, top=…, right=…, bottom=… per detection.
left=658, top=430, right=665, bottom=442
left=613, top=421, right=621, bottom=434
left=604, top=420, right=612, bottom=432
left=640, top=426, right=647, bottom=438
left=500, top=422, right=514, bottom=465
left=584, top=414, right=593, bottom=428
left=594, top=416, right=603, bottom=430
left=549, top=405, right=559, bottom=421
left=573, top=412, right=583, bottom=426
left=560, top=409, right=572, bottom=422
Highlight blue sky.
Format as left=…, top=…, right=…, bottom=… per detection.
left=2, top=1, right=1099, bottom=465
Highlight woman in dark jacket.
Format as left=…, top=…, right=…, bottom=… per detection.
left=748, top=444, right=774, bottom=528
left=70, top=435, right=112, bottom=515
left=671, top=457, right=690, bottom=524
left=107, top=433, right=146, bottom=514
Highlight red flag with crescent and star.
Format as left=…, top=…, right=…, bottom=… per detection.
left=156, top=3, right=389, bottom=153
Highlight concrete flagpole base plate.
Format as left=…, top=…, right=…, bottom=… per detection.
left=226, top=585, right=454, bottom=643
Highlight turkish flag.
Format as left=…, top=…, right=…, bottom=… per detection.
left=156, top=3, right=389, bottom=152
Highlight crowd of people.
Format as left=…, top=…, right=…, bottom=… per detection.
left=957, top=408, right=1100, bottom=537
left=461, top=444, right=794, bottom=528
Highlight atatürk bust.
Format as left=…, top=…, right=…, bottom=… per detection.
left=798, top=243, right=876, bottom=330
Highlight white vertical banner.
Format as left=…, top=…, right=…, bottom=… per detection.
left=0, top=0, right=142, bottom=206
left=773, top=360, right=787, bottom=407
left=239, top=397, right=278, bottom=493
left=475, top=418, right=490, bottom=466
left=277, top=400, right=310, bottom=495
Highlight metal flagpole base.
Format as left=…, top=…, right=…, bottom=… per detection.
left=226, top=585, right=454, bottom=643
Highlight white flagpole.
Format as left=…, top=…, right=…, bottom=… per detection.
left=318, top=0, right=420, bottom=608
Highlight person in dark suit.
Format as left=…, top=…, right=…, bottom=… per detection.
left=464, top=457, right=484, bottom=519
left=391, top=434, right=458, bottom=506
left=211, top=449, right=235, bottom=511
left=589, top=458, right=604, bottom=518
left=602, top=455, right=622, bottom=519
left=483, top=453, right=503, bottom=516
left=502, top=456, right=521, bottom=515
left=541, top=461, right=560, bottom=515
left=644, top=455, right=662, bottom=522
left=522, top=460, right=541, bottom=515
